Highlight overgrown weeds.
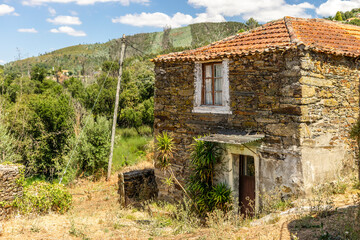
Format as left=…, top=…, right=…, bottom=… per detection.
left=113, top=128, right=152, bottom=171
left=259, top=188, right=294, bottom=216
left=13, top=181, right=72, bottom=214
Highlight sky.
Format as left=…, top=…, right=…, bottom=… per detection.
left=0, top=0, right=359, bottom=64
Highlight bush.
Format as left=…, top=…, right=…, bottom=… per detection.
left=6, top=92, right=75, bottom=178
left=120, top=127, right=138, bottom=138
left=187, top=138, right=232, bottom=215
left=13, top=181, right=72, bottom=214
left=0, top=122, right=21, bottom=163
left=72, top=115, right=111, bottom=177
left=138, top=125, right=153, bottom=136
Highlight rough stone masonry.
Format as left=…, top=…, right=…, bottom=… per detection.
left=0, top=164, right=24, bottom=218
left=118, top=169, right=158, bottom=206
left=154, top=49, right=360, bottom=200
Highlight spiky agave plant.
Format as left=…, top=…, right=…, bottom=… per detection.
left=156, top=131, right=191, bottom=200
left=209, top=183, right=233, bottom=212
left=187, top=138, right=230, bottom=215
left=155, top=131, right=174, bottom=169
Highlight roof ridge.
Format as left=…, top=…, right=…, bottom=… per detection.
left=284, top=16, right=301, bottom=45
left=152, top=17, right=360, bottom=62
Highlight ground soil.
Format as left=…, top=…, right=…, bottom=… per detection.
left=1, top=169, right=359, bottom=240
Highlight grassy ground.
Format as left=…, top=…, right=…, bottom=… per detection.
left=2, top=170, right=359, bottom=239
left=112, top=127, right=153, bottom=172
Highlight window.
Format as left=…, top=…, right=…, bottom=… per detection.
left=202, top=63, right=223, bottom=105
left=193, top=60, right=231, bottom=114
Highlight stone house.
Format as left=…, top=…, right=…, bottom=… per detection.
left=152, top=17, right=360, bottom=210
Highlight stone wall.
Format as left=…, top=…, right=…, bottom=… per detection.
left=0, top=164, right=24, bottom=218
left=298, top=52, right=359, bottom=192
left=154, top=49, right=359, bottom=201
left=118, top=169, right=158, bottom=206
left=154, top=50, right=307, bottom=200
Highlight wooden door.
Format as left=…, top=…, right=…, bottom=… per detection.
left=239, top=155, right=255, bottom=215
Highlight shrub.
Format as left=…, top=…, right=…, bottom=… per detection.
left=138, top=125, right=153, bottom=136
left=13, top=181, right=72, bottom=214
left=187, top=138, right=232, bottom=215
left=9, top=92, right=75, bottom=178
left=72, top=115, right=111, bottom=177
left=209, top=183, right=233, bottom=212
left=120, top=127, right=138, bottom=138
left=0, top=122, right=21, bottom=163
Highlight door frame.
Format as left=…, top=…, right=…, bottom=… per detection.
left=225, top=144, right=260, bottom=213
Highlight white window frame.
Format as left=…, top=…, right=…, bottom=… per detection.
left=193, top=59, right=232, bottom=114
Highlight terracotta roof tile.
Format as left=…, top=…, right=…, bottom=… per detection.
left=152, top=17, right=360, bottom=62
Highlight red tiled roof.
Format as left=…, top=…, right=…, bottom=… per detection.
left=152, top=17, right=360, bottom=62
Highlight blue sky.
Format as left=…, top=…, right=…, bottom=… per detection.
left=0, top=0, right=359, bottom=64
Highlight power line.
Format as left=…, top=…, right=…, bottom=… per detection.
left=59, top=58, right=118, bottom=184
left=124, top=39, right=147, bottom=55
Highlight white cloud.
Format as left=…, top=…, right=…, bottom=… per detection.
left=316, top=0, right=360, bottom=17
left=50, top=26, right=86, bottom=36
left=22, top=0, right=149, bottom=6
left=0, top=4, right=15, bottom=16
left=18, top=28, right=38, bottom=33
left=112, top=12, right=225, bottom=28
left=188, top=0, right=315, bottom=22
left=48, top=7, right=56, bottom=16
left=70, top=10, right=78, bottom=15
left=47, top=15, right=82, bottom=25
left=0, top=60, right=5, bottom=64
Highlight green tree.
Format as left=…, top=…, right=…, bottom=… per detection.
left=30, top=65, right=47, bottom=83
left=6, top=91, right=75, bottom=178
left=63, top=77, right=86, bottom=104
left=246, top=18, right=260, bottom=30
left=347, top=19, right=360, bottom=26
left=335, top=11, right=343, bottom=21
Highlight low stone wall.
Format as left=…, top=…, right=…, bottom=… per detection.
left=118, top=169, right=158, bottom=206
left=0, top=164, right=24, bottom=218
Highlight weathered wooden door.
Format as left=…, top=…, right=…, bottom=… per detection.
left=239, top=155, right=255, bottom=215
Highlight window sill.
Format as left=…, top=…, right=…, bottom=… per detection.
left=192, top=106, right=232, bottom=114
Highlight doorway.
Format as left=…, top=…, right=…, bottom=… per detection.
left=234, top=154, right=255, bottom=215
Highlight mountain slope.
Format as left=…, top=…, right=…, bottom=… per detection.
left=6, top=22, right=246, bottom=74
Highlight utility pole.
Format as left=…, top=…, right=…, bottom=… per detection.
left=107, top=34, right=126, bottom=181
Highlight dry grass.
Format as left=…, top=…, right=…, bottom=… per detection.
left=1, top=173, right=359, bottom=240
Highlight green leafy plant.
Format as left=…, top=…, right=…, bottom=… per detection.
left=156, top=131, right=174, bottom=169
left=209, top=183, right=232, bottom=212
left=71, top=115, right=111, bottom=178
left=155, top=132, right=191, bottom=201
left=187, top=138, right=232, bottom=215
left=13, top=181, right=72, bottom=214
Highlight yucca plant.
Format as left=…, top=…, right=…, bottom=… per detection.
left=209, top=183, right=233, bottom=212
left=187, top=137, right=231, bottom=215
left=156, top=131, right=174, bottom=169
left=156, top=131, right=191, bottom=200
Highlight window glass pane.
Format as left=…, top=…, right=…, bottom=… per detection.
left=205, top=78, right=212, bottom=92
left=205, top=78, right=212, bottom=105
left=246, top=156, right=255, bottom=176
left=205, top=92, right=213, bottom=105
left=215, top=92, right=222, bottom=105
left=205, top=65, right=212, bottom=78
left=215, top=78, right=222, bottom=91
left=214, top=64, right=222, bottom=78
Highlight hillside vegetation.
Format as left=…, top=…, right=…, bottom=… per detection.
left=5, top=22, right=246, bottom=75
left=327, top=8, right=360, bottom=25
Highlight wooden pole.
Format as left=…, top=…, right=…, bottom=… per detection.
left=107, top=34, right=126, bottom=181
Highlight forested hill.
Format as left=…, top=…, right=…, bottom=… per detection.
left=5, top=21, right=246, bottom=75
